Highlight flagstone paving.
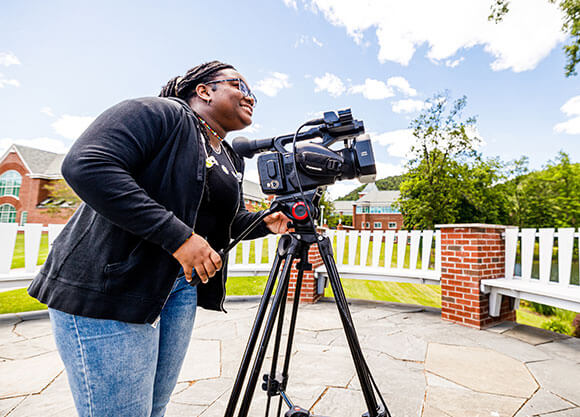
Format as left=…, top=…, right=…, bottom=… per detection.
left=0, top=298, right=579, bottom=417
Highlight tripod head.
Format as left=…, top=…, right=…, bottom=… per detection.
left=269, top=188, right=322, bottom=233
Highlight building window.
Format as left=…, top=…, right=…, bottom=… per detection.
left=20, top=211, right=28, bottom=225
left=0, top=170, right=22, bottom=198
left=364, top=222, right=370, bottom=229
left=388, top=222, right=397, bottom=229
left=374, top=222, right=382, bottom=228
left=0, top=204, right=17, bottom=223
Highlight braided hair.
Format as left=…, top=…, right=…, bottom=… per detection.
left=159, top=60, right=235, bottom=101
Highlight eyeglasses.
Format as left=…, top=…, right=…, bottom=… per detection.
left=205, top=78, right=258, bottom=107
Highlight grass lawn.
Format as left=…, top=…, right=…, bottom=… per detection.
left=11, top=233, right=50, bottom=269
left=1, top=277, right=576, bottom=336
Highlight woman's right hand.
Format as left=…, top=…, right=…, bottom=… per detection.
left=172, top=233, right=222, bottom=284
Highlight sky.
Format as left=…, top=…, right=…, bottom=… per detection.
left=0, top=0, right=578, bottom=200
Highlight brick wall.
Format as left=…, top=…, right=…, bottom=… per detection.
left=353, top=213, right=403, bottom=231
left=286, top=239, right=325, bottom=304
left=438, top=224, right=516, bottom=329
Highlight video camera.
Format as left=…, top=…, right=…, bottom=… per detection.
left=232, top=109, right=376, bottom=195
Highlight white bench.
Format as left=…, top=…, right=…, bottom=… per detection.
left=481, top=228, right=580, bottom=316
left=315, top=229, right=441, bottom=288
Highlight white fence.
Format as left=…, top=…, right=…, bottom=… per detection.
left=481, top=228, right=580, bottom=315
left=0, top=223, right=65, bottom=291
left=3, top=224, right=579, bottom=317
left=0, top=226, right=441, bottom=292
left=315, top=229, right=441, bottom=286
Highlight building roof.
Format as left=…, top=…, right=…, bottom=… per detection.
left=355, top=190, right=400, bottom=205
left=0, top=144, right=64, bottom=179
left=359, top=182, right=378, bottom=194
left=242, top=179, right=267, bottom=202
left=332, top=200, right=355, bottom=214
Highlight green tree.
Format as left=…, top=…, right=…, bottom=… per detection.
left=500, top=156, right=530, bottom=227
left=517, top=151, right=580, bottom=227
left=42, top=179, right=81, bottom=217
left=399, top=93, right=476, bottom=228
left=490, top=0, right=580, bottom=77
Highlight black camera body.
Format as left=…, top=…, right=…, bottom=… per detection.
left=233, top=109, right=376, bottom=196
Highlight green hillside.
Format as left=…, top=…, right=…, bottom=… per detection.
left=336, top=175, right=403, bottom=201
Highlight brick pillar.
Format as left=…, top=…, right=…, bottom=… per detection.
left=287, top=242, right=324, bottom=304
left=437, top=224, right=516, bottom=329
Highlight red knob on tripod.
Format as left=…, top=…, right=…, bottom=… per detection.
left=291, top=201, right=308, bottom=220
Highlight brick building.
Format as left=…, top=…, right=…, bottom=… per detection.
left=352, top=184, right=403, bottom=231
left=0, top=143, right=267, bottom=226
left=0, top=144, right=72, bottom=225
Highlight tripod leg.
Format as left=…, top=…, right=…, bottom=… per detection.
left=276, top=243, right=309, bottom=416
left=225, top=236, right=288, bottom=417
left=317, top=236, right=384, bottom=417
left=264, top=258, right=291, bottom=417
left=237, top=237, right=300, bottom=417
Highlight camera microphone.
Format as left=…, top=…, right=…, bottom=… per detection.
left=232, top=136, right=274, bottom=158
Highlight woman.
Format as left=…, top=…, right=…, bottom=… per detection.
left=28, top=61, right=288, bottom=416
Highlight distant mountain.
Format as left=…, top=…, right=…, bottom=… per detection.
left=336, top=175, right=404, bottom=201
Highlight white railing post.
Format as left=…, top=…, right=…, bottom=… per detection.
left=24, top=224, right=43, bottom=273
left=521, top=228, right=536, bottom=281
left=0, top=223, right=18, bottom=274
left=557, top=228, right=575, bottom=287
left=538, top=228, right=555, bottom=285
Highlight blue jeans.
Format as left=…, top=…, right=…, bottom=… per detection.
left=49, top=275, right=197, bottom=417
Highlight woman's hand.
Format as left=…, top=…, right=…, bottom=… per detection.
left=264, top=212, right=291, bottom=234
left=172, top=234, right=222, bottom=284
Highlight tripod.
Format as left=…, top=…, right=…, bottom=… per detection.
left=219, top=192, right=390, bottom=417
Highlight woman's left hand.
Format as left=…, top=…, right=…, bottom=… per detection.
left=264, top=212, right=291, bottom=234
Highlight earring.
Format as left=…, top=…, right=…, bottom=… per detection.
left=206, top=98, right=211, bottom=105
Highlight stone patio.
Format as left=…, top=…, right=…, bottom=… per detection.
left=1, top=297, right=579, bottom=417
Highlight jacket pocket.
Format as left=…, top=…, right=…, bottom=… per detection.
left=103, top=241, right=176, bottom=301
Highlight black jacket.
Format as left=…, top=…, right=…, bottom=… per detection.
left=28, top=97, right=269, bottom=324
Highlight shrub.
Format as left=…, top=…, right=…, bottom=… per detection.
left=573, top=314, right=580, bottom=338
left=529, top=302, right=557, bottom=316
left=542, top=318, right=572, bottom=335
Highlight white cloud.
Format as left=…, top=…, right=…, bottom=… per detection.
left=326, top=180, right=358, bottom=200
left=237, top=123, right=262, bottom=135
left=254, top=72, right=291, bottom=97
left=51, top=115, right=95, bottom=140
left=560, top=95, right=580, bottom=116
left=554, top=117, right=580, bottom=135
left=375, top=161, right=405, bottom=179
left=0, top=137, right=71, bottom=156
left=445, top=57, right=464, bottom=68
left=392, top=99, right=430, bottom=114
left=307, top=0, right=565, bottom=72
left=387, top=76, right=416, bottom=96
left=0, top=52, right=20, bottom=67
left=294, top=35, right=324, bottom=48
left=283, top=0, right=298, bottom=10
left=554, top=95, right=580, bottom=135
left=373, top=125, right=483, bottom=159
left=314, top=73, right=346, bottom=97
left=40, top=107, right=54, bottom=117
left=0, top=73, right=20, bottom=88
left=349, top=78, right=394, bottom=100
left=373, top=129, right=416, bottom=158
